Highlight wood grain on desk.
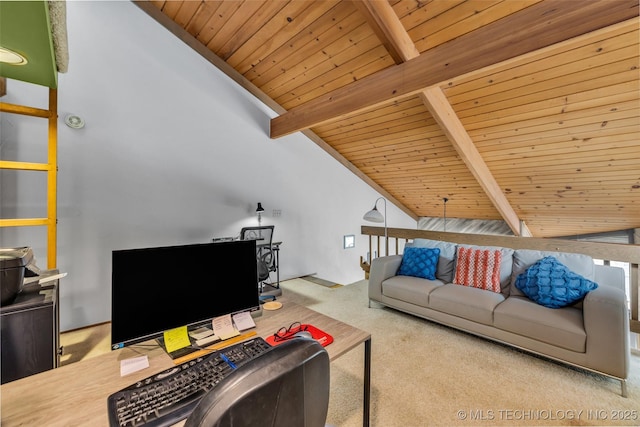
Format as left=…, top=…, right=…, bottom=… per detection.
left=0, top=299, right=370, bottom=427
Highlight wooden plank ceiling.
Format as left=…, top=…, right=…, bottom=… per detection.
left=136, top=0, right=640, bottom=238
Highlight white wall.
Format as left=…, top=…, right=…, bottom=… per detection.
left=0, top=1, right=416, bottom=331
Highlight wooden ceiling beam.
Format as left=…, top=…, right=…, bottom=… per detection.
left=355, top=0, right=531, bottom=236
left=270, top=0, right=639, bottom=138
left=421, top=87, right=531, bottom=236
left=351, top=0, right=419, bottom=64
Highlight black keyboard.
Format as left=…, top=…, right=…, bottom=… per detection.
left=107, top=337, right=272, bottom=427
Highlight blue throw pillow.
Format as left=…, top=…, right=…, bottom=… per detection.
left=398, top=247, right=440, bottom=280
left=515, top=256, right=598, bottom=308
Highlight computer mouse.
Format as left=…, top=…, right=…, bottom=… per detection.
left=294, top=330, right=312, bottom=339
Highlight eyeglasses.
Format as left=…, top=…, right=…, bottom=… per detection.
left=273, top=321, right=308, bottom=342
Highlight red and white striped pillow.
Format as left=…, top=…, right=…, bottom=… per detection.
left=453, top=247, right=503, bottom=293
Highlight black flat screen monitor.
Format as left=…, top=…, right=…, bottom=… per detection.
left=111, top=240, right=259, bottom=350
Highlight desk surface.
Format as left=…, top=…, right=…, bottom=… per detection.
left=0, top=298, right=370, bottom=427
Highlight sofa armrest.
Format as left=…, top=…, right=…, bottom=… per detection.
left=368, top=255, right=402, bottom=301
left=583, top=285, right=630, bottom=379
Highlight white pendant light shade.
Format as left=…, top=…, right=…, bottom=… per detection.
left=363, top=206, right=384, bottom=223
left=363, top=197, right=388, bottom=256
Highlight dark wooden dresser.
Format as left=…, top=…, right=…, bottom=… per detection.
left=1, top=280, right=60, bottom=384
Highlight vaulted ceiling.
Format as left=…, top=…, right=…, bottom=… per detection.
left=137, top=0, right=639, bottom=238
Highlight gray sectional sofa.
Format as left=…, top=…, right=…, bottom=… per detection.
left=368, top=238, right=630, bottom=396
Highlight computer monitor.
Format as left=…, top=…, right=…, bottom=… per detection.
left=111, top=240, right=260, bottom=350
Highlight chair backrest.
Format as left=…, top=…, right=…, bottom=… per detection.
left=239, top=226, right=274, bottom=247
left=185, top=337, right=330, bottom=427
left=240, top=226, right=276, bottom=279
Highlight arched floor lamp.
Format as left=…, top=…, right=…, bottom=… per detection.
left=363, top=197, right=388, bottom=256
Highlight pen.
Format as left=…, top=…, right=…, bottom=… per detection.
left=220, top=353, right=237, bottom=369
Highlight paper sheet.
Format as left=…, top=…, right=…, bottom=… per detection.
left=232, top=311, right=256, bottom=331
left=212, top=314, right=240, bottom=340
left=120, top=355, right=149, bottom=376
left=189, top=326, right=215, bottom=340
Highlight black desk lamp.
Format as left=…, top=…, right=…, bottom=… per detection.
left=256, top=202, right=265, bottom=226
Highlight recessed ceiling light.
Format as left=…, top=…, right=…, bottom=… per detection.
left=65, top=115, right=85, bottom=129
left=0, top=47, right=28, bottom=65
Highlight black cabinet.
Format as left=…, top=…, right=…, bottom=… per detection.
left=1, top=281, right=60, bottom=384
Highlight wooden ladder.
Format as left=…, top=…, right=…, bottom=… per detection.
left=0, top=87, right=58, bottom=269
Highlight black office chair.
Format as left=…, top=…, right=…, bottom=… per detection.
left=184, top=337, right=330, bottom=427
left=240, top=226, right=276, bottom=285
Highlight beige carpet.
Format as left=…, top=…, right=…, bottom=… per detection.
left=60, top=278, right=640, bottom=426
left=280, top=278, right=640, bottom=427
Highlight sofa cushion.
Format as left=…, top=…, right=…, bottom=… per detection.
left=397, top=247, right=440, bottom=280
left=407, top=239, right=457, bottom=282
left=453, top=246, right=502, bottom=293
left=429, top=284, right=505, bottom=325
left=382, top=275, right=444, bottom=307
left=494, top=296, right=586, bottom=352
left=510, top=249, right=595, bottom=297
left=456, top=244, right=514, bottom=294
left=515, top=256, right=598, bottom=308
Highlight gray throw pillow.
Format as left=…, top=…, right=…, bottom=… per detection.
left=407, top=238, right=457, bottom=283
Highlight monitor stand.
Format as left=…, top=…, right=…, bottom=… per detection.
left=155, top=336, right=198, bottom=360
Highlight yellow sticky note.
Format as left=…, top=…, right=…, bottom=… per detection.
left=163, top=326, right=191, bottom=353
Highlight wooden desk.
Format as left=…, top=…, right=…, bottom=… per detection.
left=0, top=299, right=371, bottom=427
